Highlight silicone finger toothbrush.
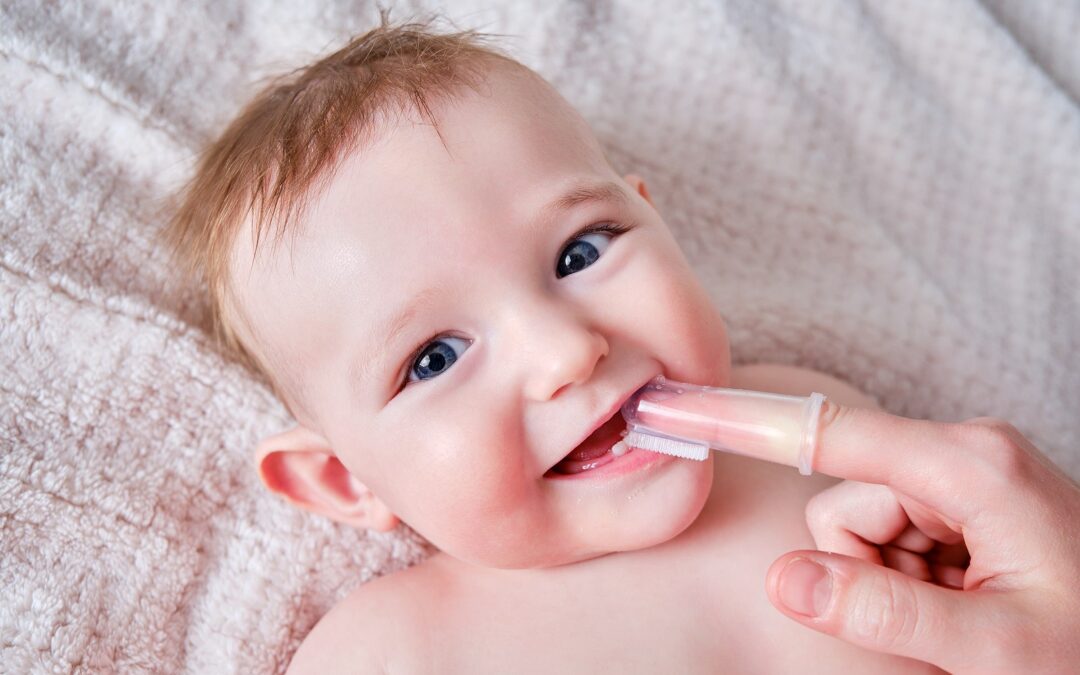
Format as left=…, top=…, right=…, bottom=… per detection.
left=620, top=375, right=827, bottom=476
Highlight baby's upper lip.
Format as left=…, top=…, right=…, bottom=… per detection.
left=545, top=373, right=657, bottom=475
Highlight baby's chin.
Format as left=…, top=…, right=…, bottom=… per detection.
left=581, top=455, right=715, bottom=557
left=452, top=455, right=715, bottom=570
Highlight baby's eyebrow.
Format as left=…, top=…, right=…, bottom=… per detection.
left=351, top=179, right=629, bottom=389
left=531, top=179, right=628, bottom=232
left=345, top=285, right=435, bottom=391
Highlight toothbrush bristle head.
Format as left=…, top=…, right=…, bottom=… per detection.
left=624, top=430, right=709, bottom=461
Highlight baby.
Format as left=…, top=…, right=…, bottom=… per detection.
left=165, top=15, right=940, bottom=674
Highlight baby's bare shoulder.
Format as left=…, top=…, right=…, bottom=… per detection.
left=286, top=563, right=436, bottom=675
left=731, top=362, right=881, bottom=410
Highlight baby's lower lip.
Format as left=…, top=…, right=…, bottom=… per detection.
left=543, top=438, right=677, bottom=481
left=546, top=445, right=620, bottom=475
left=543, top=445, right=678, bottom=481
left=545, top=414, right=627, bottom=476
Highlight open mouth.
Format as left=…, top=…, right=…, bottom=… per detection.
left=544, top=408, right=631, bottom=476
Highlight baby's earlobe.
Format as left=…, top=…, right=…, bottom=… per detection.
left=365, top=498, right=401, bottom=532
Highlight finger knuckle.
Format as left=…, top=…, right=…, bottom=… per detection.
left=848, top=573, right=922, bottom=650
left=961, top=422, right=1028, bottom=482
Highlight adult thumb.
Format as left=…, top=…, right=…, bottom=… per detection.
left=766, top=551, right=991, bottom=671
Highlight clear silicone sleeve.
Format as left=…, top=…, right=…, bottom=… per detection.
left=620, top=376, right=826, bottom=475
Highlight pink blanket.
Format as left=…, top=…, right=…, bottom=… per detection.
left=2, top=0, right=1077, bottom=671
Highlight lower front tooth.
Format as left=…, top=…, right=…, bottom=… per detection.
left=611, top=440, right=629, bottom=456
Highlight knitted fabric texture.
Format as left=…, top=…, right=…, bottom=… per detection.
left=2, top=1, right=1078, bottom=671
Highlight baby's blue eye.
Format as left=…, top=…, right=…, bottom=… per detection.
left=555, top=229, right=617, bottom=278
left=407, top=335, right=470, bottom=384
left=403, top=222, right=631, bottom=387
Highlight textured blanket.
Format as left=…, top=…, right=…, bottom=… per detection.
left=2, top=0, right=1078, bottom=671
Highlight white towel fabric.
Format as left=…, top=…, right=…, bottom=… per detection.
left=2, top=0, right=1078, bottom=671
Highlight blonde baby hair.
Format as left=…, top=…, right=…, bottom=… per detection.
left=162, top=9, right=518, bottom=415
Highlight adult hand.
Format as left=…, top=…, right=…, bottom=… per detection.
left=764, top=402, right=1080, bottom=673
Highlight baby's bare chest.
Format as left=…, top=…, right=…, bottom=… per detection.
left=417, top=551, right=756, bottom=674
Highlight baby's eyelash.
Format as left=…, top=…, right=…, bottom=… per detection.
left=569, top=220, right=634, bottom=241
left=395, top=219, right=635, bottom=388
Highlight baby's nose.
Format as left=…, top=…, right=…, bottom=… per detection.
left=517, top=305, right=610, bottom=401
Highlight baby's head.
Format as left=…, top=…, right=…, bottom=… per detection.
left=166, top=14, right=732, bottom=569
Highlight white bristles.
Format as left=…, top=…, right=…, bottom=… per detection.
left=624, top=430, right=709, bottom=461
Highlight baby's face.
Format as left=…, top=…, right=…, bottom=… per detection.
left=232, top=65, right=731, bottom=568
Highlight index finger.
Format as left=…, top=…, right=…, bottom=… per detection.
left=811, top=400, right=994, bottom=526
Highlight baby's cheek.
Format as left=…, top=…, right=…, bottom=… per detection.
left=397, top=444, right=548, bottom=566
left=636, top=249, right=731, bottom=386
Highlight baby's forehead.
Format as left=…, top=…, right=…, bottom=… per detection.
left=228, top=63, right=615, bottom=392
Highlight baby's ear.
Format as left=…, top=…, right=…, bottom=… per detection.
left=254, top=425, right=400, bottom=532
left=623, top=173, right=655, bottom=207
